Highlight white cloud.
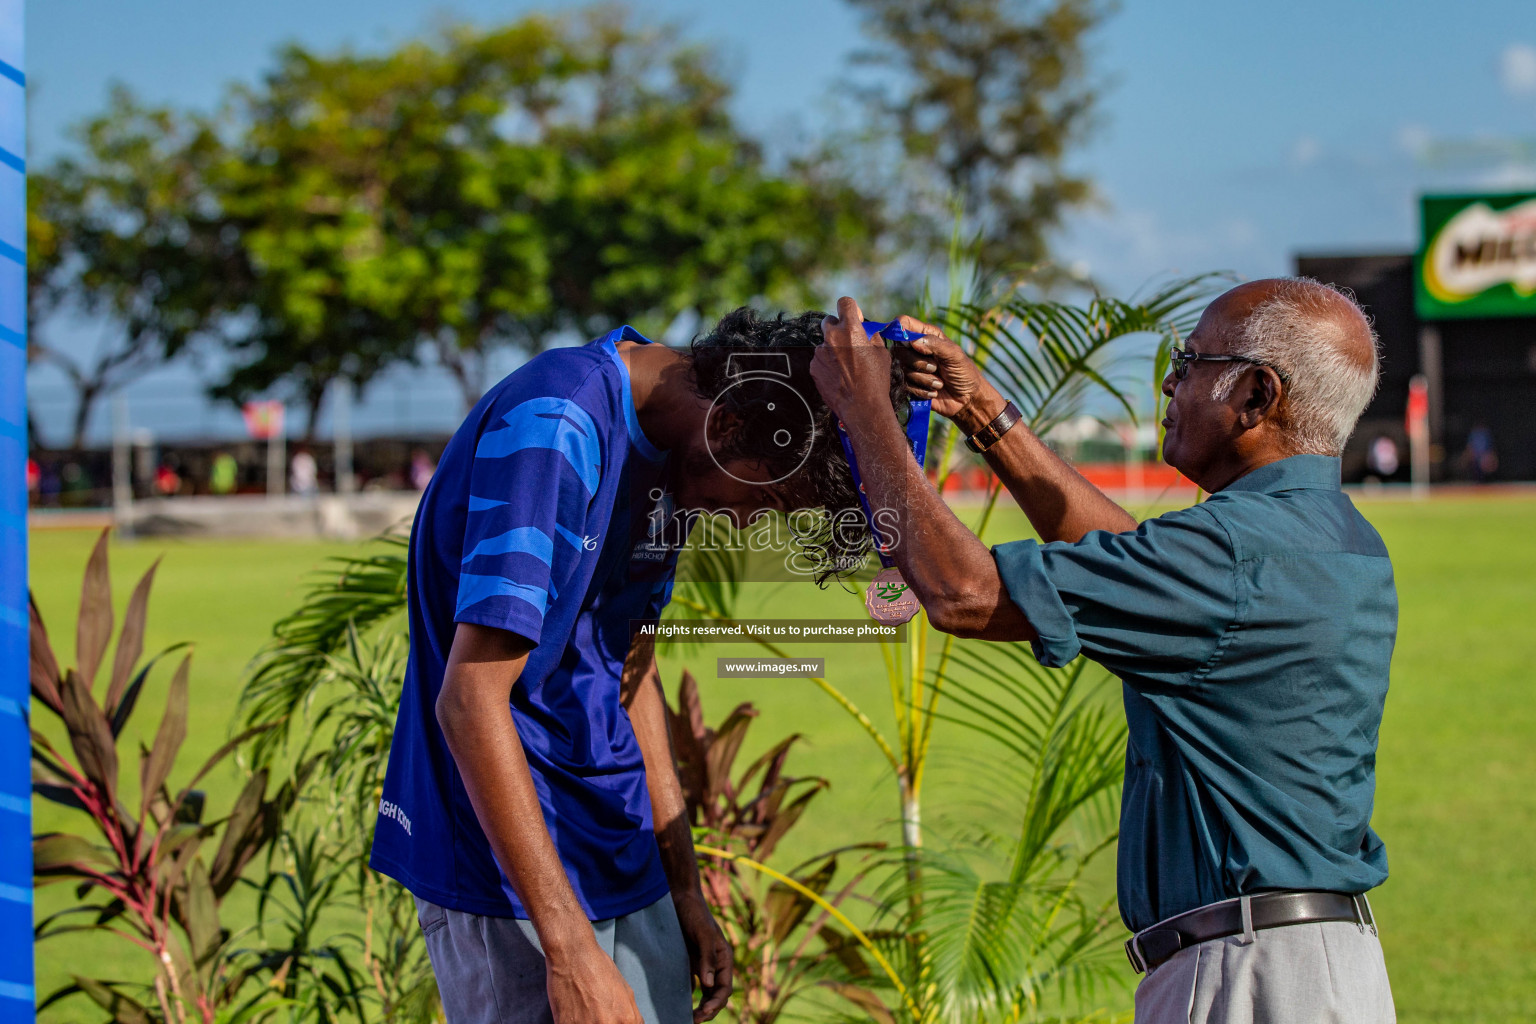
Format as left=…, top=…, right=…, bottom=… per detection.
left=1290, top=136, right=1323, bottom=167
left=1059, top=202, right=1272, bottom=296
left=1499, top=43, right=1536, bottom=96
left=1396, top=123, right=1431, bottom=158
left=1471, top=162, right=1536, bottom=191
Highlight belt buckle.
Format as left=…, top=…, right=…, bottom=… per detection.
left=1124, top=935, right=1147, bottom=975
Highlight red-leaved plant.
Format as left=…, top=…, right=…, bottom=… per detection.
left=30, top=531, right=305, bottom=1024
left=667, top=669, right=885, bottom=1023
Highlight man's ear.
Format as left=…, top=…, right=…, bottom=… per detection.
left=703, top=404, right=742, bottom=454
left=1236, top=368, right=1284, bottom=430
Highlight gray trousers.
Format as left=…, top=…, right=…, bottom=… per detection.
left=415, top=893, right=693, bottom=1024
left=1134, top=920, right=1396, bottom=1024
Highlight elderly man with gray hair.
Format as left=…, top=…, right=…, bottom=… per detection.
left=810, top=279, right=1397, bottom=1023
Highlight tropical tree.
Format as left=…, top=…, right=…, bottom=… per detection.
left=207, top=7, right=877, bottom=420
left=207, top=44, right=461, bottom=437
left=425, top=9, right=878, bottom=407
left=26, top=89, right=234, bottom=449
left=510, top=8, right=876, bottom=350
left=844, top=0, right=1111, bottom=279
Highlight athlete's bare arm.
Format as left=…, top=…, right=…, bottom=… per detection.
left=438, top=622, right=643, bottom=1024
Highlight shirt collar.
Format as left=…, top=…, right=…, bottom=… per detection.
left=601, top=325, right=653, bottom=348
left=1219, top=454, right=1342, bottom=495
left=598, top=325, right=666, bottom=462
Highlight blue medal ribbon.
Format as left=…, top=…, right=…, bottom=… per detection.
left=834, top=320, right=932, bottom=569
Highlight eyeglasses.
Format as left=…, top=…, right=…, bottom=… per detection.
left=1169, top=346, right=1291, bottom=385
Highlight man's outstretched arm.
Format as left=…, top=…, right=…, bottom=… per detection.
left=810, top=298, right=1037, bottom=641
left=437, top=622, right=643, bottom=1024
left=894, top=315, right=1137, bottom=543
left=622, top=634, right=733, bottom=1023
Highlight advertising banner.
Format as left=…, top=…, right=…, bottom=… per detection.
left=1416, top=192, right=1536, bottom=320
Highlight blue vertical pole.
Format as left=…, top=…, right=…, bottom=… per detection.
left=0, top=0, right=30, bottom=1016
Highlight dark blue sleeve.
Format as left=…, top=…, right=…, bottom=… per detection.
left=642, top=575, right=675, bottom=622
left=992, top=504, right=1237, bottom=684
left=454, top=394, right=606, bottom=644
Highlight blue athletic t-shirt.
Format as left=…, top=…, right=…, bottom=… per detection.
left=370, top=327, right=679, bottom=920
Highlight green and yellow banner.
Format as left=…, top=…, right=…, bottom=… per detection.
left=1417, top=192, right=1536, bottom=320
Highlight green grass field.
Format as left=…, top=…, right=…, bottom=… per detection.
left=27, top=493, right=1536, bottom=1023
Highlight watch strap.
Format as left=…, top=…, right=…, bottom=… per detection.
left=964, top=400, right=1022, bottom=453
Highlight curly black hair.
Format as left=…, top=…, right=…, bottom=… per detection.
left=688, top=307, right=909, bottom=584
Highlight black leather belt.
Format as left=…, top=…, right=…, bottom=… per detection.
left=1125, top=890, right=1376, bottom=974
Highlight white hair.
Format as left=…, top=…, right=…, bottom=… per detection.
left=1211, top=278, right=1381, bottom=456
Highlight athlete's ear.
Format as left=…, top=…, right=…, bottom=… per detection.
left=703, top=404, right=743, bottom=453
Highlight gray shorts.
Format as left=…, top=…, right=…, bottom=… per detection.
left=415, top=893, right=693, bottom=1024
left=1134, top=919, right=1396, bottom=1024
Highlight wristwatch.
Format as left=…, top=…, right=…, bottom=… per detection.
left=964, top=400, right=1022, bottom=454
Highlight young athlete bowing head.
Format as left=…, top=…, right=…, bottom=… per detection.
left=371, top=309, right=900, bottom=1024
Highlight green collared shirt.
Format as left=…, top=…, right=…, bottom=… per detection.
left=994, top=455, right=1394, bottom=932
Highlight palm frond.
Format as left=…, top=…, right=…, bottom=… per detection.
left=239, top=534, right=410, bottom=765
left=939, top=652, right=1126, bottom=875
left=846, top=648, right=1127, bottom=1024
left=914, top=844, right=1125, bottom=1023
left=939, top=272, right=1226, bottom=442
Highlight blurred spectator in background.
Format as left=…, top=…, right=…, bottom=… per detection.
left=26, top=458, right=39, bottom=500
left=63, top=462, right=95, bottom=506
left=210, top=451, right=239, bottom=495
left=154, top=460, right=181, bottom=497
left=1463, top=424, right=1497, bottom=483
left=1365, top=435, right=1399, bottom=482
left=291, top=446, right=319, bottom=496
left=39, top=461, right=62, bottom=506
left=409, top=448, right=435, bottom=491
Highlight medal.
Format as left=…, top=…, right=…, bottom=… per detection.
left=836, top=319, right=932, bottom=625
left=865, top=565, right=921, bottom=625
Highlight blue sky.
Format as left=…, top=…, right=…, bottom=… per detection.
left=24, top=0, right=1536, bottom=443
